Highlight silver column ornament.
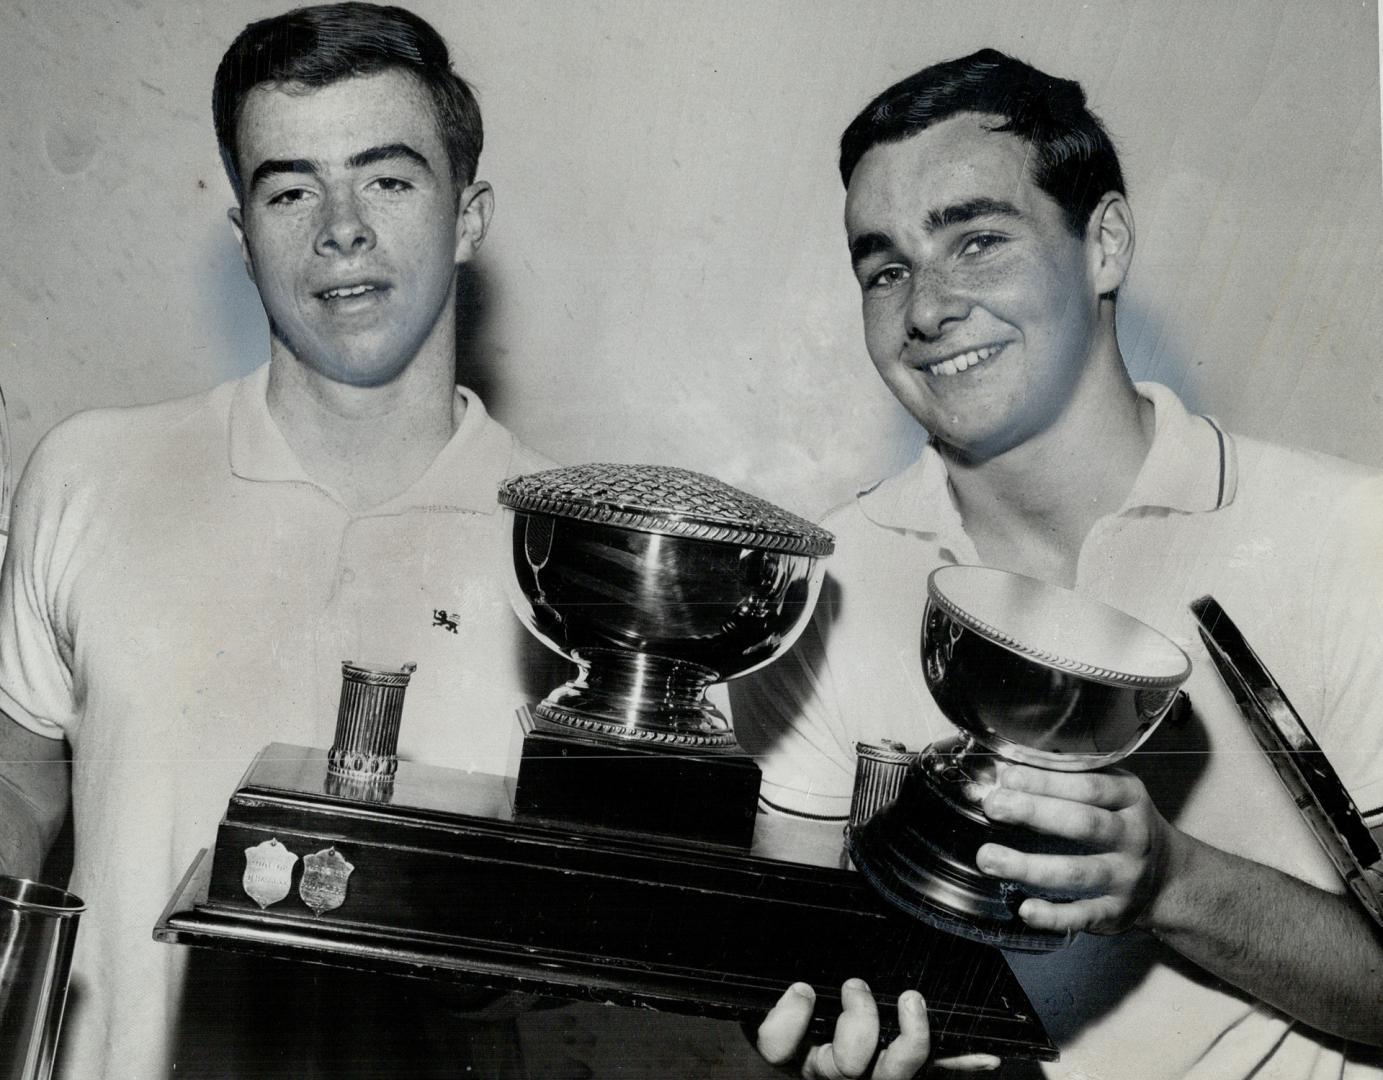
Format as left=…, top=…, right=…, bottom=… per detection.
left=326, top=661, right=417, bottom=799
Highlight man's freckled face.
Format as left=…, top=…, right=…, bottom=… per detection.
left=232, top=69, right=463, bottom=388
left=844, top=114, right=1102, bottom=459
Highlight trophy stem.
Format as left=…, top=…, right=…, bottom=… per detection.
left=535, top=648, right=737, bottom=750
left=926, top=734, right=1005, bottom=810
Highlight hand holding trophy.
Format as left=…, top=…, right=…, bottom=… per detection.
left=849, top=565, right=1191, bottom=951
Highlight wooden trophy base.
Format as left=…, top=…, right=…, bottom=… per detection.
left=155, top=730, right=1056, bottom=1061
left=512, top=706, right=762, bottom=848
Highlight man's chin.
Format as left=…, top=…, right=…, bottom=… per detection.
left=276, top=355, right=416, bottom=392
left=929, top=422, right=1047, bottom=467
left=322, top=361, right=411, bottom=390
left=271, top=336, right=416, bottom=391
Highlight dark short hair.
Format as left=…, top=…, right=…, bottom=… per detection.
left=213, top=2, right=483, bottom=201
left=839, top=49, right=1124, bottom=236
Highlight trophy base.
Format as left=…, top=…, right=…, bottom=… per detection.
left=513, top=706, right=761, bottom=848
left=848, top=739, right=1074, bottom=953
left=156, top=743, right=1056, bottom=1061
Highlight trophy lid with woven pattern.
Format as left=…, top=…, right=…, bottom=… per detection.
left=498, top=463, right=834, bottom=557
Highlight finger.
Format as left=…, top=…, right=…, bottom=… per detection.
left=1000, top=764, right=1139, bottom=809
left=803, top=979, right=879, bottom=1080
left=982, top=787, right=1128, bottom=848
left=872, top=990, right=932, bottom=1080
left=1016, top=894, right=1121, bottom=934
left=756, top=982, right=816, bottom=1067
left=933, top=1053, right=1002, bottom=1072
left=976, top=844, right=1119, bottom=894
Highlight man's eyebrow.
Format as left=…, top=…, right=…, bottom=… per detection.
left=347, top=143, right=433, bottom=172
left=849, top=231, right=895, bottom=269
left=926, top=197, right=1021, bottom=231
left=249, top=158, right=318, bottom=192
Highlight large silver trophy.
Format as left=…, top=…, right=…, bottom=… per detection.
left=497, top=463, right=835, bottom=846
left=849, top=565, right=1192, bottom=951
left=499, top=462, right=834, bottom=746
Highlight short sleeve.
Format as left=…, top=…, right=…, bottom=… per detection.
left=0, top=429, right=82, bottom=739
left=730, top=581, right=858, bottom=820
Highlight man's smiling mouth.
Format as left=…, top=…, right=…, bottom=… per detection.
left=318, top=283, right=384, bottom=301
left=921, top=342, right=1007, bottom=377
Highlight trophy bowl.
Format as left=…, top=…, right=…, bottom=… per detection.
left=922, top=565, right=1191, bottom=770
left=498, top=463, right=834, bottom=750
left=849, top=566, right=1191, bottom=950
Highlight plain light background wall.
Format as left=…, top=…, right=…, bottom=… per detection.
left=2, top=0, right=1380, bottom=526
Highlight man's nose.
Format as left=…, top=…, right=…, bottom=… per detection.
left=906, top=268, right=969, bottom=341
left=314, top=189, right=376, bottom=256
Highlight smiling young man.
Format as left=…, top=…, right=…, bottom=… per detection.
left=743, top=51, right=1383, bottom=1080
left=0, top=5, right=564, bottom=1077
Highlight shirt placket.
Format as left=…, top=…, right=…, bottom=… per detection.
left=1074, top=514, right=1122, bottom=599
left=314, top=514, right=363, bottom=748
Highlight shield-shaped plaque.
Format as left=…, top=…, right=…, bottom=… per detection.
left=299, top=846, right=355, bottom=916
left=242, top=838, right=298, bottom=910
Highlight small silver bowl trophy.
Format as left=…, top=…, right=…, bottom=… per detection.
left=154, top=466, right=1059, bottom=1061
left=848, top=565, right=1192, bottom=951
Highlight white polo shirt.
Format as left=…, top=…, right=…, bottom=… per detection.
left=733, top=382, right=1383, bottom=1080
left=0, top=363, right=565, bottom=1080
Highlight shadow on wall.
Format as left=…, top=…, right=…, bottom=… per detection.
left=1117, top=291, right=1202, bottom=416
left=455, top=258, right=508, bottom=415
left=209, top=229, right=273, bottom=382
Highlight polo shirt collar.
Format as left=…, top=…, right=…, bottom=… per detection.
left=227, top=362, right=512, bottom=515
left=1123, top=381, right=1237, bottom=514
left=856, top=442, right=962, bottom=538
left=228, top=364, right=308, bottom=486
left=383, top=386, right=511, bottom=516
left=856, top=381, right=1237, bottom=535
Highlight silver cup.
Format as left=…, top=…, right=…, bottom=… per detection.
left=0, top=875, right=85, bottom=1080
left=499, top=464, right=834, bottom=749
left=849, top=566, right=1191, bottom=950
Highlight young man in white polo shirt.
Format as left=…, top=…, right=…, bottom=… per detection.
left=748, top=50, right=1383, bottom=1080
left=0, top=5, right=567, bottom=1077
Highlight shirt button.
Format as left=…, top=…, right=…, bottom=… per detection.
left=340, top=568, right=356, bottom=584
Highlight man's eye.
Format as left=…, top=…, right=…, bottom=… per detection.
left=372, top=177, right=414, bottom=193
left=266, top=188, right=313, bottom=207
left=960, top=233, right=1006, bottom=256
left=866, top=265, right=909, bottom=290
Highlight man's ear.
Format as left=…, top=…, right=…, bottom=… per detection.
left=227, top=205, right=255, bottom=283
left=1087, top=192, right=1135, bottom=297
left=454, top=181, right=495, bottom=265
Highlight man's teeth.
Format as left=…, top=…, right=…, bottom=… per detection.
left=927, top=344, right=1001, bottom=376
left=322, top=284, right=376, bottom=299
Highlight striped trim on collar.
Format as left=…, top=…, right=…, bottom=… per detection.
left=1124, top=382, right=1237, bottom=514
left=1202, top=413, right=1229, bottom=510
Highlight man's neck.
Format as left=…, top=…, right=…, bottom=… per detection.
left=941, top=358, right=1154, bottom=587
left=264, top=343, right=463, bottom=512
